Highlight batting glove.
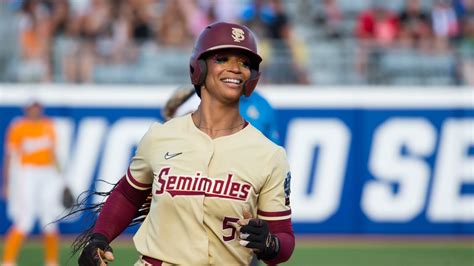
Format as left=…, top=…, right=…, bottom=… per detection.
left=239, top=219, right=280, bottom=261
left=78, top=233, right=114, bottom=266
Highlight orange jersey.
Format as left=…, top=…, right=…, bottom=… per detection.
left=6, top=117, right=56, bottom=166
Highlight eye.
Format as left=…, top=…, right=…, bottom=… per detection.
left=238, top=59, right=251, bottom=69
left=214, top=55, right=229, bottom=64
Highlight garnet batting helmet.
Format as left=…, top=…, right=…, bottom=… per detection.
left=189, top=22, right=263, bottom=97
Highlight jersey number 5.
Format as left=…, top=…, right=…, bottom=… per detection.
left=222, top=217, right=239, bottom=241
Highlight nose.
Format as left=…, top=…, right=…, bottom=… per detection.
left=227, top=57, right=242, bottom=73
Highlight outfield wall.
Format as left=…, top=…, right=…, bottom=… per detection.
left=0, top=84, right=473, bottom=235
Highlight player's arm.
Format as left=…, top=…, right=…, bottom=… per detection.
left=2, top=122, right=19, bottom=200
left=92, top=176, right=151, bottom=241
left=48, top=119, right=76, bottom=208
left=79, top=176, right=151, bottom=265
left=238, top=213, right=294, bottom=264
left=49, top=120, right=62, bottom=174
left=78, top=123, right=158, bottom=265
left=239, top=147, right=295, bottom=264
left=261, top=218, right=295, bottom=264
left=2, top=152, right=11, bottom=199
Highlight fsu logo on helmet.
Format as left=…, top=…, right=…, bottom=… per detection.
left=231, top=27, right=245, bottom=42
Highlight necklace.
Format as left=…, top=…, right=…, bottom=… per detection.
left=196, top=112, right=245, bottom=131
left=197, top=120, right=245, bottom=131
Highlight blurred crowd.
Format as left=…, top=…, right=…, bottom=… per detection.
left=313, top=0, right=474, bottom=85
left=3, top=0, right=474, bottom=85
left=355, top=0, right=474, bottom=84
left=6, top=0, right=308, bottom=84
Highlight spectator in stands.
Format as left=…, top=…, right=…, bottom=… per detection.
left=102, top=0, right=154, bottom=64
left=355, top=3, right=400, bottom=46
left=240, top=0, right=309, bottom=84
left=453, top=0, right=467, bottom=17
left=354, top=2, right=400, bottom=83
left=198, top=0, right=244, bottom=23
left=130, top=0, right=155, bottom=45
left=239, top=0, right=268, bottom=39
left=398, top=0, right=433, bottom=51
left=17, top=0, right=53, bottom=82
left=157, top=0, right=193, bottom=47
left=48, top=0, right=74, bottom=82
left=176, top=0, right=213, bottom=41
left=107, top=1, right=133, bottom=63
left=453, top=0, right=474, bottom=34
left=57, top=0, right=83, bottom=83
left=314, top=0, right=343, bottom=39
left=74, top=0, right=112, bottom=83
left=48, top=1, right=70, bottom=48
left=432, top=0, right=459, bottom=51
left=458, top=15, right=474, bottom=84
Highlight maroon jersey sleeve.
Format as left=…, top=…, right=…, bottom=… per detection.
left=93, top=177, right=151, bottom=242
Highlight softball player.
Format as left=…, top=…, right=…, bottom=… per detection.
left=77, top=22, right=294, bottom=265
left=2, top=101, right=62, bottom=266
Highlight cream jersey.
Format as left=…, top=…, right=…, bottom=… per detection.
left=127, top=114, right=292, bottom=265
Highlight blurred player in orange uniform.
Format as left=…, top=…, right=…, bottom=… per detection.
left=76, top=22, right=294, bottom=265
left=2, top=101, right=63, bottom=266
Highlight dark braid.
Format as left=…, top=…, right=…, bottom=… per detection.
left=54, top=180, right=119, bottom=257
left=56, top=178, right=153, bottom=261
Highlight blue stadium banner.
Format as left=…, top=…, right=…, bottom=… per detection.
left=0, top=85, right=473, bottom=235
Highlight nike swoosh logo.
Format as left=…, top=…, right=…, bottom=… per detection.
left=164, top=152, right=183, bottom=160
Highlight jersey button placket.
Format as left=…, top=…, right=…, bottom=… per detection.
left=202, top=140, right=215, bottom=264
left=204, top=140, right=215, bottom=201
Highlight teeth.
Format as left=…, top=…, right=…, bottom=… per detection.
left=222, top=78, right=241, bottom=84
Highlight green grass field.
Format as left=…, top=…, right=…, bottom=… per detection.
left=1, top=237, right=473, bottom=266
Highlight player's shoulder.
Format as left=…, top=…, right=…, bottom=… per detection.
left=244, top=126, right=288, bottom=171
left=9, top=117, right=54, bottom=127
left=161, top=114, right=190, bottom=130
left=245, top=123, right=283, bottom=152
left=8, top=116, right=28, bottom=131
left=9, top=116, right=24, bottom=127
left=143, top=121, right=163, bottom=136
left=143, top=115, right=188, bottom=139
left=41, top=117, right=55, bottom=126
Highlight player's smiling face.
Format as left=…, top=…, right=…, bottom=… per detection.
left=204, top=49, right=251, bottom=103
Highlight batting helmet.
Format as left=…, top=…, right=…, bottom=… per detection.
left=189, top=22, right=262, bottom=97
